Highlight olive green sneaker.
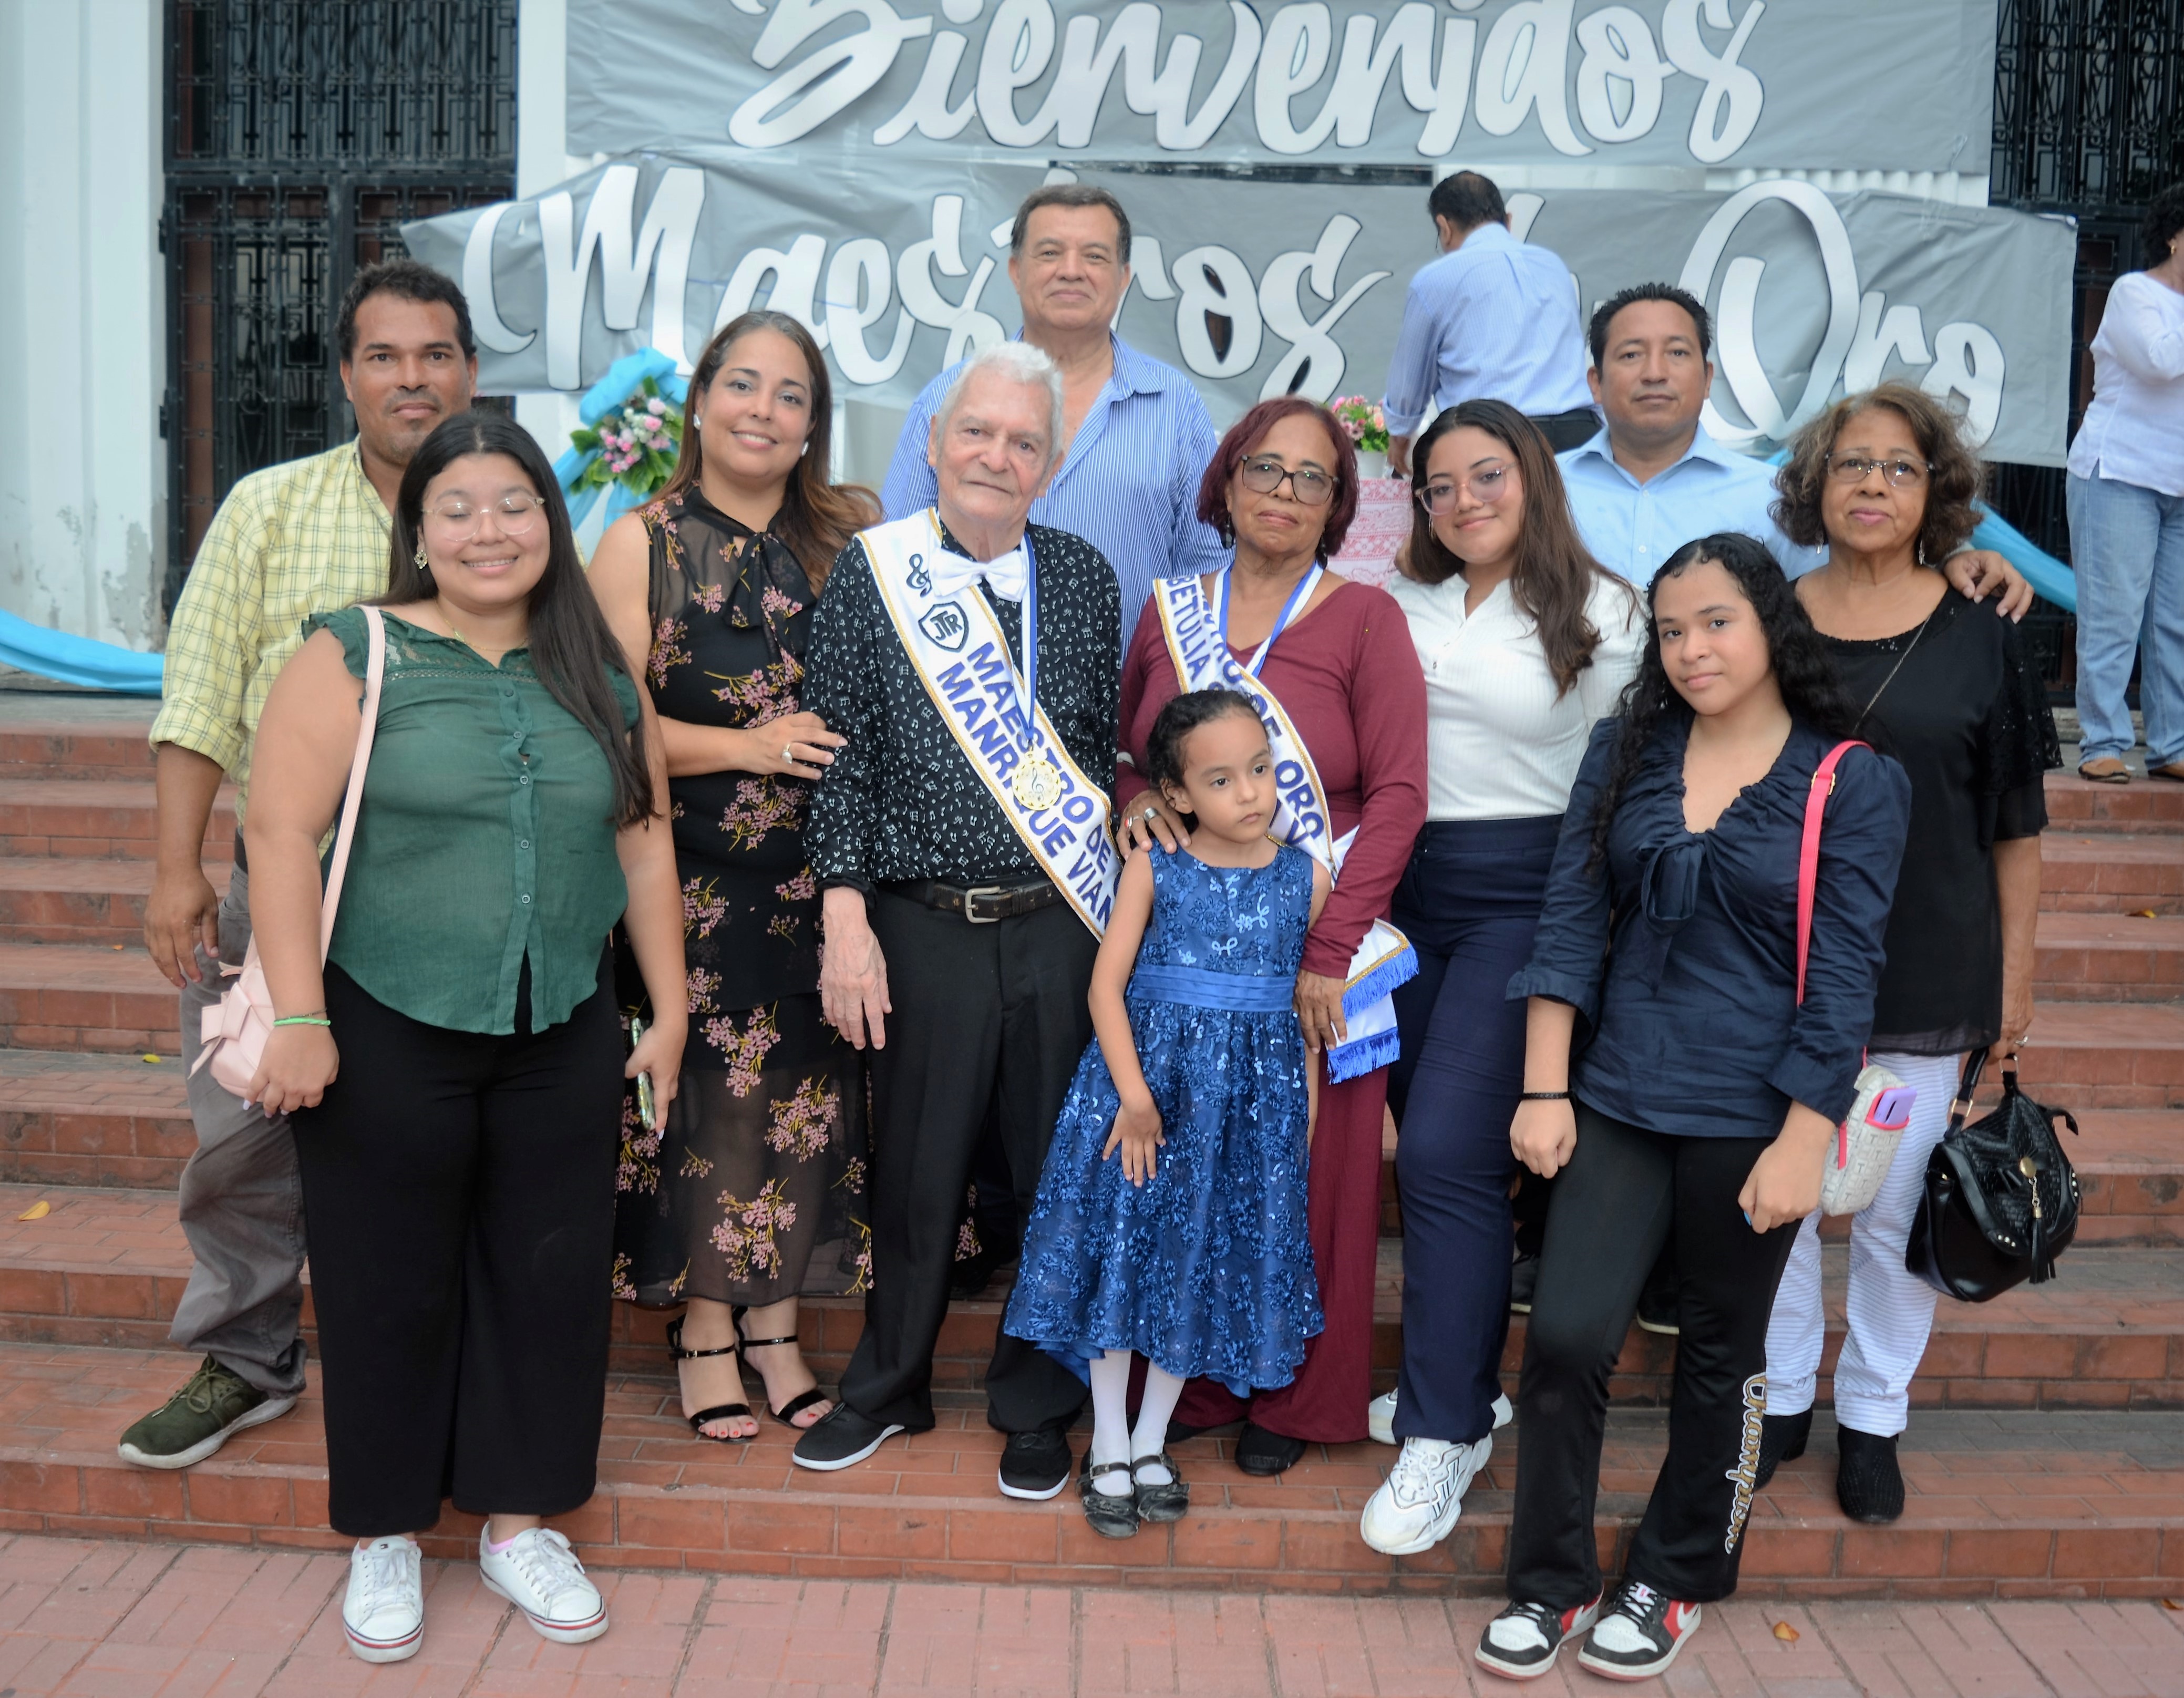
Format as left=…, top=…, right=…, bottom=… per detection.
left=116, top=1355, right=297, bottom=1470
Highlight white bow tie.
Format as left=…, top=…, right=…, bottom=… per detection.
left=926, top=544, right=1027, bottom=603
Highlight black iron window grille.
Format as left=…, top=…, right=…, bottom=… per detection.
left=162, top=0, right=517, bottom=613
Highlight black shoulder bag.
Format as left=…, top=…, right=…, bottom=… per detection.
left=1904, top=1052, right=2080, bottom=1302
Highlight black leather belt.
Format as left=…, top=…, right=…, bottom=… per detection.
left=231, top=829, right=248, bottom=874
left=888, top=877, right=1062, bottom=923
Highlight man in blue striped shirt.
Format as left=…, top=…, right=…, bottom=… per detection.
left=882, top=184, right=1226, bottom=646
left=1383, top=172, right=1596, bottom=477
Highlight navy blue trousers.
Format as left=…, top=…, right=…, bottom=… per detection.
left=1386, top=816, right=1561, bottom=1446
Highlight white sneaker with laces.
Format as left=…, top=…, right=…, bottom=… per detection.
left=1358, top=1433, right=1492, bottom=1555
left=1368, top=1391, right=1512, bottom=1446
left=342, top=1536, right=423, bottom=1663
left=478, top=1526, right=609, bottom=1644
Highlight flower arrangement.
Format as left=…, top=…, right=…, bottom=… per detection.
left=568, top=376, right=683, bottom=502
left=1331, top=395, right=1391, bottom=454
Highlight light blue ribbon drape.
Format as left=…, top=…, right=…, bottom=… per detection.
left=0, top=610, right=163, bottom=695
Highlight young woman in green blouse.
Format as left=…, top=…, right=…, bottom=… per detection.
left=245, top=413, right=686, bottom=1664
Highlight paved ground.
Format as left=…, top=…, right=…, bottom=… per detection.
left=1, top=1535, right=2180, bottom=1697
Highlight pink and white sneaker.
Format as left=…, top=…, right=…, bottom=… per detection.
left=1576, top=1579, right=1702, bottom=1681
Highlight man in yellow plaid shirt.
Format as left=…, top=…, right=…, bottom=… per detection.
left=120, top=260, right=478, bottom=1470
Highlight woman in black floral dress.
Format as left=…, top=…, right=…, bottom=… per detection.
left=591, top=312, right=875, bottom=1440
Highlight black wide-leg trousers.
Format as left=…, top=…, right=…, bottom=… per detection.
left=1507, top=1102, right=1799, bottom=1607
left=839, top=888, right=1097, bottom=1435
left=293, top=958, right=623, bottom=1537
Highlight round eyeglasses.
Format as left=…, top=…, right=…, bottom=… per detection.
left=1238, top=456, right=1334, bottom=507
left=1416, top=464, right=1512, bottom=516
left=423, top=493, right=547, bottom=536
left=1824, top=454, right=1930, bottom=489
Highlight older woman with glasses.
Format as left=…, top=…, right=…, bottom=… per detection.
left=1118, top=397, right=1427, bottom=1475
left=1361, top=400, right=1640, bottom=1557
left=1757, top=382, right=2058, bottom=1524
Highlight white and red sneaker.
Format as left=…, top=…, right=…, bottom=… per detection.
left=1577, top=1579, right=1701, bottom=1680
left=1474, top=1593, right=1602, bottom=1681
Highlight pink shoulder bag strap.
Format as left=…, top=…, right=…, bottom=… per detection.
left=1794, top=739, right=1871, bottom=1006
left=193, top=606, right=388, bottom=1100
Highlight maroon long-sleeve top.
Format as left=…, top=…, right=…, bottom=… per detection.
left=1117, top=580, right=1429, bottom=980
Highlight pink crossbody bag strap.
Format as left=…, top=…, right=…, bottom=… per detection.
left=1795, top=739, right=1870, bottom=1007
left=192, top=607, right=386, bottom=1097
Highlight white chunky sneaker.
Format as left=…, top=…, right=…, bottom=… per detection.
left=1358, top=1433, right=1492, bottom=1555
left=342, top=1536, right=423, bottom=1663
left=1367, top=1391, right=1511, bottom=1446
left=478, top=1527, right=608, bottom=1644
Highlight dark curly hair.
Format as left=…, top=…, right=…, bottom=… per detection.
left=1402, top=399, right=1634, bottom=697
left=2143, top=184, right=2184, bottom=266
left=1144, top=688, right=1261, bottom=808
left=1585, top=532, right=1865, bottom=872
left=1771, top=380, right=1984, bottom=565
left=1197, top=397, right=1359, bottom=560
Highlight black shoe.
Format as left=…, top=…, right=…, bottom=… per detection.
left=998, top=1428, right=1073, bottom=1500
left=1508, top=1253, right=1539, bottom=1316
left=1234, top=1421, right=1306, bottom=1477
left=1634, top=1284, right=1680, bottom=1336
left=1835, top=1424, right=1905, bottom=1523
left=791, top=1403, right=904, bottom=1472
left=1165, top=1417, right=1211, bottom=1445
left=1131, top=1452, right=1190, bottom=1523
left=1577, top=1580, right=1702, bottom=1681
left=1753, top=1407, right=1812, bottom=1492
left=1078, top=1456, right=1139, bottom=1538
left=949, top=1248, right=1017, bottom=1301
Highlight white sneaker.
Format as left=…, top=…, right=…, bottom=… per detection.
left=1359, top=1433, right=1492, bottom=1555
left=478, top=1527, right=608, bottom=1644
left=342, top=1536, right=423, bottom=1663
left=1368, top=1390, right=1512, bottom=1446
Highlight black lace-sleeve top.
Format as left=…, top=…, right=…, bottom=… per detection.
left=1829, top=589, right=2062, bottom=1055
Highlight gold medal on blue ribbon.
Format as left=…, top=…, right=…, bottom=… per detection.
left=1011, top=754, right=1064, bottom=811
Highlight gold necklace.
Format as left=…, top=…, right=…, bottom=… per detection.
left=434, top=598, right=523, bottom=664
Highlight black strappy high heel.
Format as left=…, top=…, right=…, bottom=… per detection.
left=665, top=1315, right=754, bottom=1443
left=732, top=1305, right=829, bottom=1428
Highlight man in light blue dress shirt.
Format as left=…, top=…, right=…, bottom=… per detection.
left=1560, top=283, right=2030, bottom=613
left=1383, top=172, right=1596, bottom=477
left=883, top=183, right=1225, bottom=647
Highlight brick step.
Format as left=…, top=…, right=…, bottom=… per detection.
left=0, top=711, right=158, bottom=781
left=5, top=1184, right=2174, bottom=1407
left=2042, top=832, right=2184, bottom=915
left=0, top=1342, right=2174, bottom=1597
left=2033, top=912, right=2184, bottom=1002
left=0, top=941, right=184, bottom=1052
left=2042, top=771, right=2184, bottom=833
left=2009, top=1001, right=2184, bottom=1110
left=0, top=857, right=231, bottom=945
left=0, top=779, right=232, bottom=861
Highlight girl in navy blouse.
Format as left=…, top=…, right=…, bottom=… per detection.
left=1475, top=533, right=1910, bottom=1684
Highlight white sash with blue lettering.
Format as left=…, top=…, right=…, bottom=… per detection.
left=861, top=510, right=1118, bottom=937
left=1150, top=572, right=1416, bottom=1081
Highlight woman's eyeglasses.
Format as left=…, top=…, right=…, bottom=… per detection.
left=1416, top=464, right=1512, bottom=516
left=423, top=493, right=547, bottom=536
left=1238, top=456, right=1334, bottom=507
left=1825, top=454, right=1930, bottom=489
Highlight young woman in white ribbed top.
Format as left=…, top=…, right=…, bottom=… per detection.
left=1362, top=399, right=1641, bottom=1558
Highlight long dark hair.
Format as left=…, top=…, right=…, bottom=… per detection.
left=1403, top=399, right=1633, bottom=697
left=1586, top=531, right=1862, bottom=870
left=384, top=413, right=656, bottom=828
left=659, top=311, right=876, bottom=590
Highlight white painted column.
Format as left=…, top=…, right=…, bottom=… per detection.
left=514, top=0, right=586, bottom=470
left=0, top=0, right=165, bottom=649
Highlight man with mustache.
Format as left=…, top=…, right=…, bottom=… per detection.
left=122, top=260, right=477, bottom=1471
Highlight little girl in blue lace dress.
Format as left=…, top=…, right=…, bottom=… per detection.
left=1004, top=689, right=1329, bottom=1537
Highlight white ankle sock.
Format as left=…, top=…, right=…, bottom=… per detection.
left=1129, top=1365, right=1187, bottom=1485
left=1087, top=1351, right=1135, bottom=1495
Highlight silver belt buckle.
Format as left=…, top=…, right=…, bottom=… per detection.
left=960, top=883, right=1006, bottom=923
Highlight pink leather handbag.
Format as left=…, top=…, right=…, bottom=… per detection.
left=192, top=606, right=386, bottom=1102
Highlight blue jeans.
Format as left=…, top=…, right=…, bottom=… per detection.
left=2068, top=471, right=2184, bottom=767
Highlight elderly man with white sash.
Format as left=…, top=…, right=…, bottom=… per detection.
left=1118, top=396, right=1427, bottom=1476
left=797, top=342, right=1121, bottom=1499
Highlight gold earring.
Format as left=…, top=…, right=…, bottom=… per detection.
left=414, top=546, right=429, bottom=570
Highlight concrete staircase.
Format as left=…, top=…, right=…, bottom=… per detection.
left=0, top=697, right=2177, bottom=1598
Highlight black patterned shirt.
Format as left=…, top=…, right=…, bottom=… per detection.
left=805, top=516, right=1121, bottom=891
